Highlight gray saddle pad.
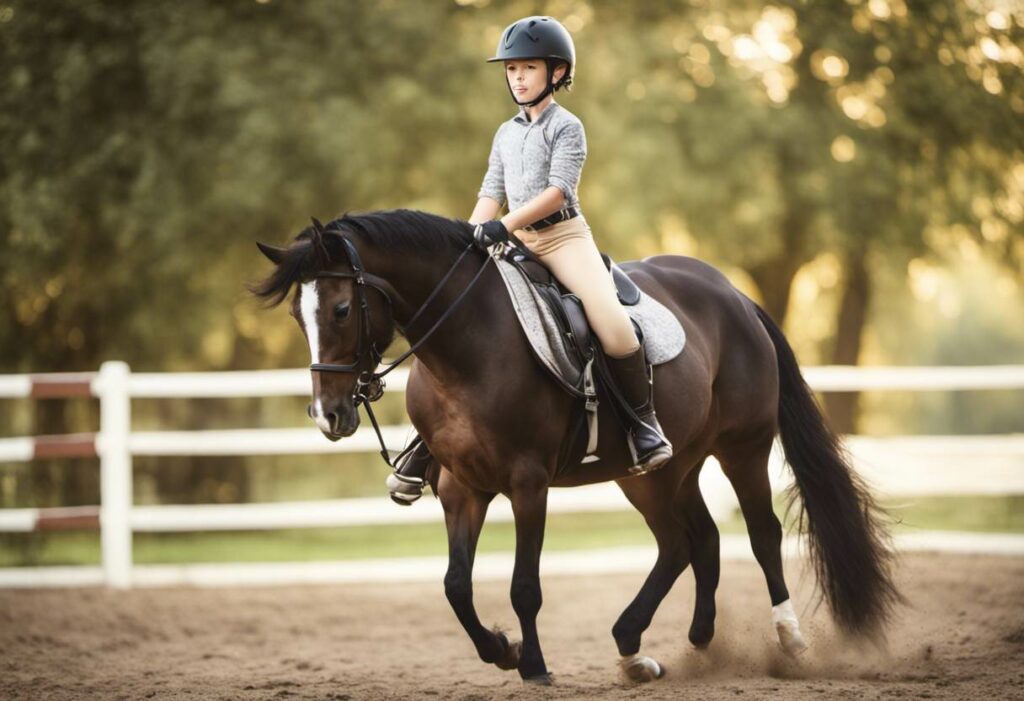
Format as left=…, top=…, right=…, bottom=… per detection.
left=493, top=252, right=686, bottom=395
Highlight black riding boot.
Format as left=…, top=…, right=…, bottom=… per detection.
left=605, top=345, right=673, bottom=474
left=385, top=434, right=432, bottom=505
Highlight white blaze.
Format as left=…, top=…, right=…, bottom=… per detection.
left=300, top=280, right=321, bottom=364
left=300, top=281, right=332, bottom=432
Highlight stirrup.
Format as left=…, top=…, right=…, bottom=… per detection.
left=625, top=416, right=673, bottom=475
left=386, top=434, right=430, bottom=505
left=386, top=471, right=425, bottom=505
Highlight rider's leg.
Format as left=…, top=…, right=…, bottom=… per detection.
left=518, top=217, right=639, bottom=356
left=529, top=218, right=673, bottom=472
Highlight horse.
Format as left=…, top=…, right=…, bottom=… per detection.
left=252, top=209, right=900, bottom=685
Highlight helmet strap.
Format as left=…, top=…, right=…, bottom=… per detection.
left=507, top=59, right=560, bottom=108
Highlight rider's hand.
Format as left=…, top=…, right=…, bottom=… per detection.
left=472, top=219, right=510, bottom=249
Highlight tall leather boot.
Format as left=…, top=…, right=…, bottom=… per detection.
left=385, top=434, right=432, bottom=505
left=605, top=345, right=673, bottom=474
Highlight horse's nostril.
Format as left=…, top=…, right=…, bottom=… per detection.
left=325, top=412, right=339, bottom=432
left=306, top=403, right=314, bottom=418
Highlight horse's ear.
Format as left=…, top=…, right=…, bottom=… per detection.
left=256, top=241, right=288, bottom=264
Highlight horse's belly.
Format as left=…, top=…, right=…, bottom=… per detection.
left=550, top=459, right=633, bottom=487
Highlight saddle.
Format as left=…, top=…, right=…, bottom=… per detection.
left=505, top=244, right=641, bottom=368
left=492, top=241, right=686, bottom=462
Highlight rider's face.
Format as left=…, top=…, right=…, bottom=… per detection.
left=505, top=59, right=561, bottom=103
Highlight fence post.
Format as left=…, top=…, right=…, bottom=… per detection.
left=96, top=360, right=132, bottom=588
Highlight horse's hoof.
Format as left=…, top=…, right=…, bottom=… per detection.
left=776, top=624, right=809, bottom=657
left=620, top=654, right=664, bottom=682
left=688, top=622, right=715, bottom=649
left=772, top=600, right=809, bottom=657
left=493, top=636, right=522, bottom=671
left=522, top=673, right=554, bottom=686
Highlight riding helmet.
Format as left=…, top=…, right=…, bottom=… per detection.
left=487, top=16, right=576, bottom=107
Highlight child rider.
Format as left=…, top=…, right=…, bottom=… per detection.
left=386, top=15, right=673, bottom=504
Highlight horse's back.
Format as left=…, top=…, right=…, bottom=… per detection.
left=622, top=253, right=762, bottom=353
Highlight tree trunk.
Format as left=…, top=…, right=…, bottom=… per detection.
left=747, top=143, right=815, bottom=326
left=823, top=245, right=871, bottom=434
left=748, top=256, right=802, bottom=326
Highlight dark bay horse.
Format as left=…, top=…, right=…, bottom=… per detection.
left=253, top=209, right=899, bottom=684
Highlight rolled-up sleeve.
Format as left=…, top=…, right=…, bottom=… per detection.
left=477, top=126, right=506, bottom=205
left=547, top=120, right=587, bottom=203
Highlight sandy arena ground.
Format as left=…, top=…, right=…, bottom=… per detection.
left=2, top=552, right=1023, bottom=700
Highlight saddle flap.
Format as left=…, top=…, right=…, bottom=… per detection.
left=600, top=253, right=642, bottom=306
left=533, top=283, right=592, bottom=363
left=559, top=294, right=593, bottom=360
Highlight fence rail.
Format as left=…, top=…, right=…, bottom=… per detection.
left=1, top=361, right=1023, bottom=589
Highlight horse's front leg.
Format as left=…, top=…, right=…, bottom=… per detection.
left=438, top=469, right=519, bottom=671
left=508, top=467, right=551, bottom=684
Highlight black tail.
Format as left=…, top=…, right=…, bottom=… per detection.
left=753, top=303, right=901, bottom=638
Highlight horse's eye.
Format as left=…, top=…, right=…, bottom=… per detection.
left=334, top=303, right=351, bottom=321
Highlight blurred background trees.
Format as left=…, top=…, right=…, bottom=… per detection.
left=1, top=0, right=1022, bottom=508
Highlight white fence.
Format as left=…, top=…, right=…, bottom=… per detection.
left=1, top=362, right=1023, bottom=589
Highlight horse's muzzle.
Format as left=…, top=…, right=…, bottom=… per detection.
left=324, top=409, right=360, bottom=440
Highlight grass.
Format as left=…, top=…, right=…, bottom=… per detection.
left=1, top=495, right=1021, bottom=568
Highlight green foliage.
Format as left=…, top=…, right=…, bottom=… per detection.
left=2, top=0, right=1020, bottom=375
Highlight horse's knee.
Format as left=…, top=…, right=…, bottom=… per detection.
left=510, top=576, right=542, bottom=619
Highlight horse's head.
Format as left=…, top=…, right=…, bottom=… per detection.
left=253, top=219, right=396, bottom=441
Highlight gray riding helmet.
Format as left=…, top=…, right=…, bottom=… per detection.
left=487, top=16, right=576, bottom=107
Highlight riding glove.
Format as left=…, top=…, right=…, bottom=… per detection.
left=473, top=220, right=510, bottom=249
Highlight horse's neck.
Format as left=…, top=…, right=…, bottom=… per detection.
left=361, top=241, right=507, bottom=386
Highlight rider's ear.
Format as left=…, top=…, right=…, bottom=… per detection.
left=257, top=241, right=288, bottom=265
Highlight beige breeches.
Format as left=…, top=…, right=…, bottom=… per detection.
left=514, top=216, right=641, bottom=358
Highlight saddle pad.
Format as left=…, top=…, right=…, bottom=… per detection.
left=493, top=254, right=686, bottom=393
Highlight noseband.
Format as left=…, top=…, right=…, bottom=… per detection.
left=307, top=224, right=493, bottom=466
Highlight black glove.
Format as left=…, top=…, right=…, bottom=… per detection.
left=472, top=220, right=510, bottom=249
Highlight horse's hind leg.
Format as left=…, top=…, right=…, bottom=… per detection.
left=612, top=469, right=694, bottom=681
left=715, top=431, right=808, bottom=656
left=681, top=465, right=721, bottom=649
left=438, top=469, right=519, bottom=671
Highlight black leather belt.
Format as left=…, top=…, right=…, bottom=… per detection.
left=527, top=206, right=580, bottom=231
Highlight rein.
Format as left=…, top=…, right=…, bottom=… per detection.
left=309, top=228, right=492, bottom=467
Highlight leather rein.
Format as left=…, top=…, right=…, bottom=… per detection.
left=308, top=230, right=493, bottom=467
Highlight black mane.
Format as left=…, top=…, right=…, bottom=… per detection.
left=251, top=209, right=475, bottom=306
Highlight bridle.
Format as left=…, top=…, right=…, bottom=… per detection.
left=306, top=220, right=493, bottom=467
